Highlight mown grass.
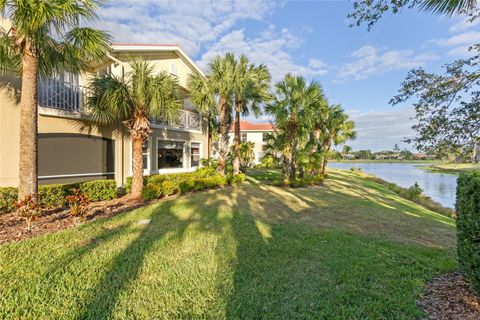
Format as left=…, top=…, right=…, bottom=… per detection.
left=0, top=170, right=457, bottom=319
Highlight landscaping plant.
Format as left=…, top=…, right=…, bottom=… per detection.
left=456, top=171, right=480, bottom=295
left=14, top=193, right=41, bottom=231
left=65, top=189, right=90, bottom=218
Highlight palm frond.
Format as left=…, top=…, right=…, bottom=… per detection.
left=87, top=74, right=133, bottom=125
left=0, top=32, right=21, bottom=74
left=148, top=70, right=182, bottom=123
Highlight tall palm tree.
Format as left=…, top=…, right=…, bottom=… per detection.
left=87, top=60, right=181, bottom=199
left=0, top=0, right=110, bottom=199
left=321, top=104, right=357, bottom=175
left=208, top=54, right=236, bottom=175
left=267, top=74, right=324, bottom=182
left=187, top=71, right=217, bottom=161
left=231, top=55, right=271, bottom=175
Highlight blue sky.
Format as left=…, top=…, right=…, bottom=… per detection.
left=96, top=0, right=480, bottom=151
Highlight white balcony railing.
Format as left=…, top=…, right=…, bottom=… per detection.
left=150, top=109, right=202, bottom=131
left=38, top=79, right=202, bottom=131
left=38, top=79, right=86, bottom=112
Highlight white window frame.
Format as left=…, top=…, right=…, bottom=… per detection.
left=190, top=141, right=203, bottom=169
left=156, top=138, right=188, bottom=174
left=129, top=138, right=151, bottom=175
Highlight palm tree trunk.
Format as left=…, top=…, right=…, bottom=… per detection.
left=216, top=97, right=229, bottom=175
left=18, top=41, right=39, bottom=199
left=232, top=100, right=241, bottom=175
left=321, top=140, right=332, bottom=176
left=131, top=135, right=144, bottom=199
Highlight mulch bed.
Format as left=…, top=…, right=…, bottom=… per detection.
left=0, top=196, right=145, bottom=245
left=418, top=271, right=480, bottom=319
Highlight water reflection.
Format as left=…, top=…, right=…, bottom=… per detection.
left=328, top=162, right=457, bottom=208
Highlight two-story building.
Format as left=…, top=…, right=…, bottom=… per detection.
left=0, top=43, right=208, bottom=187
left=228, top=120, right=275, bottom=164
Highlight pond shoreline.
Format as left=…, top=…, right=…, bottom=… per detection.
left=328, top=162, right=457, bottom=208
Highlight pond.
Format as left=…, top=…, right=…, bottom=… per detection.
left=328, top=162, right=457, bottom=208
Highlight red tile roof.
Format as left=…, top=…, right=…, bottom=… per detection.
left=230, top=120, right=275, bottom=131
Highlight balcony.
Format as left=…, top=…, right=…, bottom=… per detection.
left=38, top=79, right=86, bottom=112
left=150, top=109, right=202, bottom=131
left=38, top=79, right=202, bottom=131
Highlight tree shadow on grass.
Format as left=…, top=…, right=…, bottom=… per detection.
left=75, top=190, right=231, bottom=319
left=223, top=183, right=456, bottom=319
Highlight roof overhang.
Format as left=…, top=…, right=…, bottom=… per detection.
left=110, top=43, right=205, bottom=77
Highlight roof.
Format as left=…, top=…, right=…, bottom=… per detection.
left=110, top=43, right=205, bottom=77
left=230, top=120, right=275, bottom=132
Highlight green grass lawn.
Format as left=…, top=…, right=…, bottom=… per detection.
left=0, top=170, right=457, bottom=319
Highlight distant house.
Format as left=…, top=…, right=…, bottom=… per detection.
left=228, top=120, right=275, bottom=164
left=413, top=153, right=436, bottom=160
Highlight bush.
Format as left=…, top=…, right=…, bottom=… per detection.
left=0, top=187, right=18, bottom=213
left=80, top=180, right=117, bottom=201
left=142, top=184, right=161, bottom=201
left=14, top=193, right=41, bottom=230
left=407, top=182, right=423, bottom=198
left=227, top=173, right=246, bottom=185
left=39, top=184, right=72, bottom=208
left=456, top=171, right=480, bottom=295
left=65, top=189, right=90, bottom=218
left=159, top=180, right=180, bottom=196
left=0, top=179, right=117, bottom=214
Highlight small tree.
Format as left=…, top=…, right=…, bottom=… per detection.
left=87, top=60, right=181, bottom=198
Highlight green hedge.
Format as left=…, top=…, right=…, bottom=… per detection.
left=0, top=179, right=118, bottom=214
left=456, top=171, right=480, bottom=295
left=129, top=169, right=243, bottom=201
left=0, top=187, right=17, bottom=213
left=80, top=180, right=118, bottom=202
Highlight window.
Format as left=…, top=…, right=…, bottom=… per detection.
left=191, top=142, right=201, bottom=168
left=142, top=141, right=149, bottom=170
left=158, top=140, right=184, bottom=169
left=241, top=133, right=247, bottom=142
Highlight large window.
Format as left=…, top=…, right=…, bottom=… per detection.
left=241, top=132, right=247, bottom=142
left=191, top=142, right=201, bottom=168
left=158, top=140, right=184, bottom=169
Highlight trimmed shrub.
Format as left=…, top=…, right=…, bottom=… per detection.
left=0, top=187, right=18, bottom=213
left=80, top=180, right=117, bottom=201
left=142, top=184, right=160, bottom=201
left=39, top=184, right=71, bottom=208
left=227, top=173, right=245, bottom=185
left=456, top=171, right=480, bottom=295
left=160, top=180, right=180, bottom=196
left=0, top=179, right=117, bottom=214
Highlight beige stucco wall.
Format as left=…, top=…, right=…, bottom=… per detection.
left=228, top=130, right=271, bottom=163
left=0, top=51, right=207, bottom=187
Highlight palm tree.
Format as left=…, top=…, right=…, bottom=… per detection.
left=321, top=105, right=357, bottom=175
left=187, top=71, right=217, bottom=161
left=267, top=74, right=324, bottom=182
left=208, top=54, right=236, bottom=175
left=0, top=0, right=110, bottom=199
left=87, top=60, right=181, bottom=198
left=231, top=55, right=271, bottom=175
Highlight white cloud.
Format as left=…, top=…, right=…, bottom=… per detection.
left=197, top=28, right=328, bottom=82
left=95, top=0, right=281, bottom=56
left=345, top=107, right=416, bottom=151
left=449, top=17, right=480, bottom=33
left=431, top=30, right=480, bottom=57
left=336, top=45, right=437, bottom=82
